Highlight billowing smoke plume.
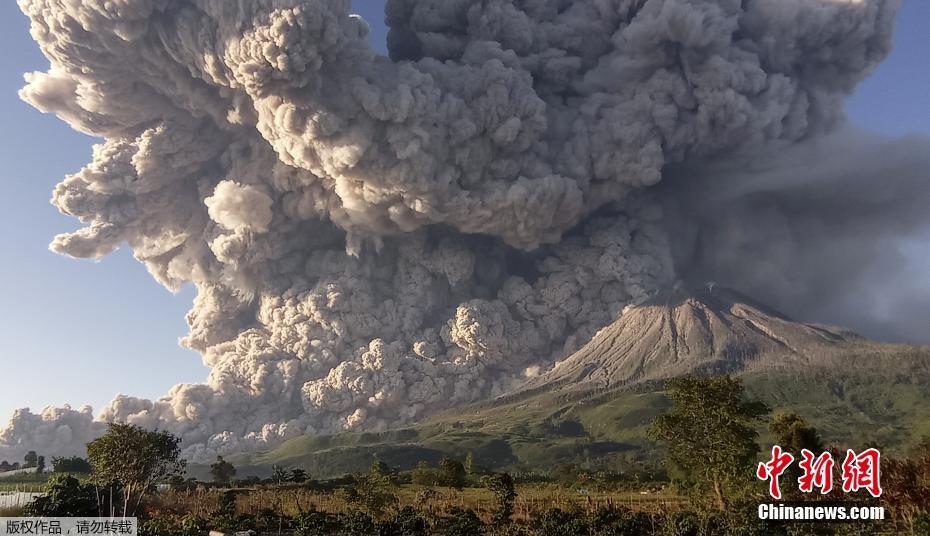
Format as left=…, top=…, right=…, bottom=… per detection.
left=663, top=128, right=930, bottom=344
left=1, top=0, right=908, bottom=461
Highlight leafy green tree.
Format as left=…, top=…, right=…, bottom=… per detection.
left=24, top=451, right=38, bottom=468
left=438, top=457, right=467, bottom=489
left=340, top=461, right=398, bottom=516
left=271, top=464, right=289, bottom=484
left=648, top=376, right=769, bottom=511
left=86, top=423, right=185, bottom=516
left=770, top=412, right=824, bottom=453
left=209, top=491, right=247, bottom=533
left=52, top=456, right=93, bottom=473
left=23, top=474, right=98, bottom=516
left=411, top=461, right=436, bottom=486
left=481, top=472, right=517, bottom=525
left=769, top=412, right=824, bottom=500
left=210, top=456, right=236, bottom=484
left=36, top=456, right=46, bottom=474
left=290, top=468, right=309, bottom=483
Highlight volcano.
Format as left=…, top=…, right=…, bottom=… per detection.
left=523, top=285, right=894, bottom=392
left=217, top=286, right=930, bottom=478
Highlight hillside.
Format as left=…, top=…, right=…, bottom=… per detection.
left=214, top=288, right=930, bottom=480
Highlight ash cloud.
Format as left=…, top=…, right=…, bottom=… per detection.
left=1, top=0, right=910, bottom=461
left=663, top=128, right=930, bottom=344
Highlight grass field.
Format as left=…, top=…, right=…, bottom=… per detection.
left=151, top=483, right=686, bottom=524
left=0, top=472, right=50, bottom=493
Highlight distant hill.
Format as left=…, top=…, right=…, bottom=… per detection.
left=213, top=287, right=930, bottom=480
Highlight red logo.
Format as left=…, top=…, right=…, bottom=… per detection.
left=798, top=449, right=834, bottom=495
left=842, top=448, right=883, bottom=498
left=757, top=446, right=882, bottom=499
left=757, top=445, right=795, bottom=500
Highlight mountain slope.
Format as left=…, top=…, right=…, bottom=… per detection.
left=525, top=286, right=874, bottom=392
left=215, top=288, right=930, bottom=479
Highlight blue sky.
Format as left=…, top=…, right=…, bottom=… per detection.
left=0, top=1, right=927, bottom=422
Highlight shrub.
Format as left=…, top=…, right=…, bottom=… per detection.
left=337, top=510, right=377, bottom=536
left=482, top=473, right=517, bottom=525
left=294, top=509, right=336, bottom=536
left=438, top=507, right=484, bottom=536
left=180, top=514, right=209, bottom=536
left=380, top=506, right=430, bottom=536
left=662, top=510, right=700, bottom=536
left=411, top=461, right=437, bottom=486
left=23, top=474, right=98, bottom=517
left=589, top=507, right=656, bottom=536
left=438, top=458, right=467, bottom=490
left=139, top=515, right=180, bottom=536
left=530, top=508, right=590, bottom=536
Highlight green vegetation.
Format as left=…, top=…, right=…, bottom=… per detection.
left=210, top=456, right=236, bottom=484
left=10, top=361, right=930, bottom=534
left=648, top=376, right=769, bottom=511
left=17, top=375, right=930, bottom=535
left=86, top=423, right=186, bottom=516
left=215, top=356, right=930, bottom=482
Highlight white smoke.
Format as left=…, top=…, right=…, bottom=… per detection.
left=1, top=0, right=905, bottom=462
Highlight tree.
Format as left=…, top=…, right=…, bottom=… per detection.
left=464, top=451, right=475, bottom=475
left=24, top=451, right=38, bottom=468
left=271, top=465, right=289, bottom=485
left=481, top=472, right=516, bottom=525
left=36, top=456, right=46, bottom=474
left=648, top=376, right=769, bottom=511
left=86, top=423, right=185, bottom=516
left=883, top=452, right=930, bottom=533
left=289, top=468, right=309, bottom=483
left=23, top=474, right=99, bottom=517
left=768, top=412, right=824, bottom=500
left=210, top=456, right=237, bottom=484
left=341, top=461, right=398, bottom=516
left=411, top=461, right=437, bottom=486
left=438, top=457, right=467, bottom=489
left=52, top=456, right=93, bottom=473
left=770, top=412, right=824, bottom=453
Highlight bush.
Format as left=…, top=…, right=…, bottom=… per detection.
left=51, top=456, right=92, bottom=473
left=337, top=510, right=377, bottom=536
left=589, top=508, right=656, bottom=536
left=139, top=515, right=180, bottom=536
left=915, top=514, right=930, bottom=536
left=482, top=473, right=517, bottom=525
left=380, top=506, right=430, bottom=536
left=438, top=458, right=467, bottom=489
left=180, top=514, right=209, bottom=536
left=438, top=507, right=484, bottom=536
left=411, top=461, right=438, bottom=486
left=530, top=508, right=590, bottom=536
left=294, top=509, right=336, bottom=536
left=23, top=474, right=98, bottom=517
left=662, top=510, right=700, bottom=536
